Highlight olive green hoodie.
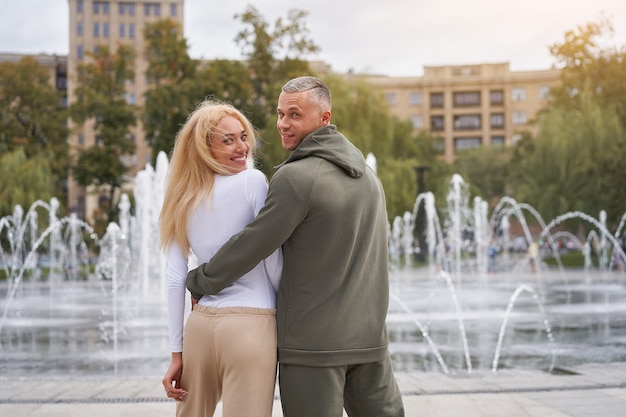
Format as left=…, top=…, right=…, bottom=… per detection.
left=187, top=125, right=391, bottom=366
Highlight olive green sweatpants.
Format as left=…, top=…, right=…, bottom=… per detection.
left=278, top=355, right=405, bottom=417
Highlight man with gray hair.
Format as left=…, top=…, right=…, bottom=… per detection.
left=187, top=75, right=405, bottom=416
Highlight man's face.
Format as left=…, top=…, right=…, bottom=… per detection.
left=276, top=91, right=329, bottom=151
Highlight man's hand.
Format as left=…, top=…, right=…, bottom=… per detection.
left=186, top=263, right=209, bottom=299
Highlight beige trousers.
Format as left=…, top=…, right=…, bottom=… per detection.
left=176, top=305, right=277, bottom=417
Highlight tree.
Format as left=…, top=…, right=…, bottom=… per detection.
left=70, top=45, right=137, bottom=221
left=143, top=18, right=196, bottom=85
left=453, top=146, right=510, bottom=205
left=143, top=19, right=200, bottom=162
left=0, top=56, right=70, bottom=204
left=0, top=148, right=54, bottom=217
left=230, top=6, right=320, bottom=174
left=549, top=16, right=626, bottom=129
left=234, top=5, right=319, bottom=129
left=196, top=59, right=260, bottom=128
left=510, top=88, right=625, bottom=227
left=507, top=16, right=626, bottom=229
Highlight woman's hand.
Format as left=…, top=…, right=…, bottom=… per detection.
left=162, top=352, right=187, bottom=402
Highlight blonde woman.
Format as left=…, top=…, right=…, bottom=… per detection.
left=160, top=100, right=282, bottom=417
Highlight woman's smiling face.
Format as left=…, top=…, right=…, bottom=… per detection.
left=209, top=115, right=249, bottom=174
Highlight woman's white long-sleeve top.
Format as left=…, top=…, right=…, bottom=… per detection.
left=166, top=169, right=282, bottom=352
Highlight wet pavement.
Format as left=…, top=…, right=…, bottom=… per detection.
left=2, top=362, right=626, bottom=416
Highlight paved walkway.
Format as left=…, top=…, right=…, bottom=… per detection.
left=2, top=362, right=626, bottom=416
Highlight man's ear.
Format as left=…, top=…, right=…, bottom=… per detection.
left=322, top=110, right=331, bottom=125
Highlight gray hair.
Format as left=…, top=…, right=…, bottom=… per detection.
left=282, top=76, right=331, bottom=111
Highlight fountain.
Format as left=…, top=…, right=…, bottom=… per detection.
left=387, top=174, right=626, bottom=374
left=1, top=157, right=626, bottom=377
left=0, top=152, right=170, bottom=377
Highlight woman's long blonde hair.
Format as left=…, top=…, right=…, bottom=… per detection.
left=159, top=100, right=257, bottom=254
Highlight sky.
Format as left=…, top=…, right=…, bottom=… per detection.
left=1, top=0, right=625, bottom=77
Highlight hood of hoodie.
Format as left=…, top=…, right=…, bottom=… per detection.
left=275, top=125, right=366, bottom=178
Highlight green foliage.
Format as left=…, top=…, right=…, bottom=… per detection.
left=0, top=56, right=70, bottom=202
left=504, top=17, right=626, bottom=230
left=0, top=148, right=54, bottom=217
left=143, top=79, right=199, bottom=161
left=542, top=251, right=589, bottom=268
left=198, top=59, right=260, bottom=125
left=143, top=19, right=196, bottom=84
left=234, top=5, right=319, bottom=128
left=70, top=45, right=138, bottom=219
left=509, top=87, right=625, bottom=227
left=142, top=19, right=200, bottom=162
left=453, top=146, right=511, bottom=205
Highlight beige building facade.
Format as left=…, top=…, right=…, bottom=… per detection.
left=362, top=63, right=561, bottom=162
left=66, top=0, right=184, bottom=220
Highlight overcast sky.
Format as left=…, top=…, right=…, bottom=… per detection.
left=1, top=0, right=625, bottom=76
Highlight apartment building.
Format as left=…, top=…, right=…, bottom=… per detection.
left=67, top=0, right=184, bottom=220
left=362, top=63, right=561, bottom=162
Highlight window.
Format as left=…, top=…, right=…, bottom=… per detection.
left=77, top=45, right=84, bottom=59
left=170, top=4, right=177, bottom=16
left=411, top=115, right=423, bottom=129
left=453, top=114, right=481, bottom=130
left=490, top=90, right=504, bottom=105
left=145, top=3, right=151, bottom=15
left=490, top=113, right=504, bottom=129
left=491, top=136, right=505, bottom=146
left=93, top=2, right=99, bottom=13
left=56, top=74, right=67, bottom=90
left=512, top=88, right=526, bottom=102
left=430, top=93, right=443, bottom=108
left=94, top=22, right=99, bottom=37
left=385, top=93, right=397, bottom=106
left=154, top=4, right=160, bottom=16
left=409, top=92, right=422, bottom=105
left=127, top=92, right=136, bottom=105
left=119, top=23, right=125, bottom=37
left=539, top=86, right=551, bottom=100
left=512, top=111, right=527, bottom=125
left=430, top=115, right=444, bottom=131
left=119, top=3, right=125, bottom=14
left=455, top=137, right=481, bottom=150
left=77, top=22, right=84, bottom=36
left=453, top=91, right=480, bottom=107
left=102, top=2, right=109, bottom=14
left=512, top=133, right=523, bottom=144
left=103, top=23, right=109, bottom=37
left=432, top=137, right=445, bottom=153
left=130, top=154, right=137, bottom=166
left=129, top=23, right=135, bottom=38
left=78, top=133, right=84, bottom=146
left=129, top=3, right=135, bottom=15
left=77, top=1, right=83, bottom=13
